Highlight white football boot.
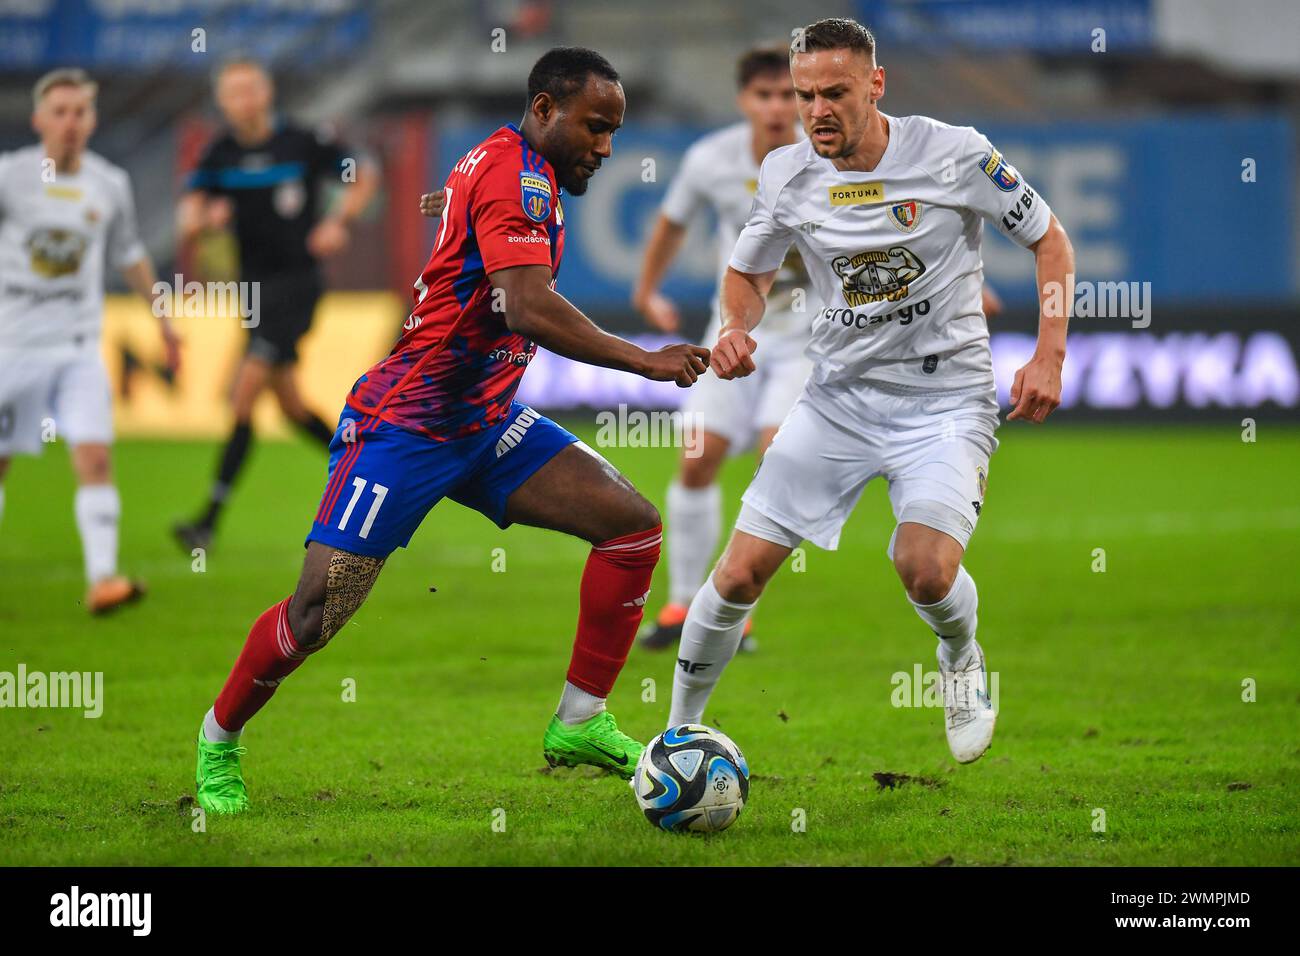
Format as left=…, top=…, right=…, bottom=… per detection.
left=938, top=639, right=996, bottom=763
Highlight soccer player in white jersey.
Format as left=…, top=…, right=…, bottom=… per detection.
left=0, top=69, right=180, bottom=614
left=633, top=47, right=813, bottom=653
left=667, top=18, right=1075, bottom=765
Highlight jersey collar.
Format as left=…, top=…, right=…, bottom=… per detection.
left=504, top=123, right=563, bottom=195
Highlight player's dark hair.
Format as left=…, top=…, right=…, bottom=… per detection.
left=792, top=17, right=876, bottom=60
left=736, top=46, right=789, bottom=89
left=526, top=47, right=620, bottom=108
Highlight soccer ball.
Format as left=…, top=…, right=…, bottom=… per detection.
left=633, top=724, right=750, bottom=833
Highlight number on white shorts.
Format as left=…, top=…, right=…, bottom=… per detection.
left=337, top=477, right=389, bottom=540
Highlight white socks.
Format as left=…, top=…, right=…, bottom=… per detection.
left=668, top=574, right=754, bottom=727
left=910, top=565, right=979, bottom=667
left=0, top=486, right=5, bottom=527
left=556, top=680, right=606, bottom=725
left=75, top=484, right=120, bottom=585
left=202, top=706, right=240, bottom=743
left=665, top=482, right=722, bottom=607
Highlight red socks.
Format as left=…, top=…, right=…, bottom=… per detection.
left=212, top=597, right=309, bottom=734
left=565, top=525, right=662, bottom=697
left=210, top=525, right=662, bottom=735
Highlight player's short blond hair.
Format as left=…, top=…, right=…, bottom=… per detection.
left=212, top=54, right=272, bottom=89
left=33, top=68, right=98, bottom=110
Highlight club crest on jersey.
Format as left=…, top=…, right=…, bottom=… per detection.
left=273, top=179, right=306, bottom=218
left=519, top=172, right=552, bottom=223
left=979, top=149, right=1020, bottom=192
left=888, top=200, right=922, bottom=233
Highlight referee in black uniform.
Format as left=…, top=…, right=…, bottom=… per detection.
left=174, top=56, right=377, bottom=551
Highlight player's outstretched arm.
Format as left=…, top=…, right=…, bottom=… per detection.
left=1009, top=214, right=1074, bottom=424
left=712, top=265, right=774, bottom=380
left=631, top=213, right=688, bottom=333
left=489, top=264, right=709, bottom=388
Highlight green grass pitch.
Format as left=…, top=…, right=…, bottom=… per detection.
left=1, top=421, right=1297, bottom=865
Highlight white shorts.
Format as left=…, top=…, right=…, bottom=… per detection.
left=0, top=349, right=114, bottom=457
left=683, top=333, right=812, bottom=454
left=739, top=379, right=999, bottom=552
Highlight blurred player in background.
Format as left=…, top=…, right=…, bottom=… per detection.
left=194, top=48, right=711, bottom=814
left=173, top=56, right=378, bottom=552
left=668, top=18, right=1074, bottom=765
left=632, top=46, right=811, bottom=655
left=0, top=68, right=180, bottom=614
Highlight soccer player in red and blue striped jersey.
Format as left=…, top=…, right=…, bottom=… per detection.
left=193, top=48, right=711, bottom=814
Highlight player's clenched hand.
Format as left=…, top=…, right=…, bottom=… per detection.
left=1008, top=352, right=1063, bottom=424
left=711, top=327, right=757, bottom=380
left=419, top=190, right=447, bottom=218
left=640, top=344, right=711, bottom=388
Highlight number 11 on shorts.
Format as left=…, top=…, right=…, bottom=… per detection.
left=338, top=477, right=388, bottom=539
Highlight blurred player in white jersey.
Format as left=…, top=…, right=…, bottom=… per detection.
left=0, top=69, right=180, bottom=613
left=668, top=19, right=1075, bottom=765
left=632, top=47, right=812, bottom=653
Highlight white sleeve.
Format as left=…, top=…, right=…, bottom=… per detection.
left=727, top=156, right=796, bottom=275
left=107, top=171, right=147, bottom=269
left=659, top=141, right=709, bottom=227
left=958, top=128, right=1051, bottom=248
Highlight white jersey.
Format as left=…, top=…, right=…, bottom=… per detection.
left=730, top=113, right=1052, bottom=391
left=660, top=121, right=812, bottom=345
left=0, top=145, right=146, bottom=354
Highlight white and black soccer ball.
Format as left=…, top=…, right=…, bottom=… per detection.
left=633, top=724, right=750, bottom=833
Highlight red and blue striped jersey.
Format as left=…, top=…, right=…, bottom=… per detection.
left=347, top=124, right=565, bottom=439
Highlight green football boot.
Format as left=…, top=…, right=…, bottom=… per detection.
left=543, top=711, right=644, bottom=779
left=195, top=732, right=250, bottom=815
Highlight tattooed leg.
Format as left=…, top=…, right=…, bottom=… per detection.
left=205, top=543, right=387, bottom=740
left=287, top=542, right=386, bottom=650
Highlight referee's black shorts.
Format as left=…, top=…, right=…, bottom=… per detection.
left=245, top=269, right=324, bottom=366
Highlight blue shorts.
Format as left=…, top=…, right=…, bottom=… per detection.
left=306, top=403, right=578, bottom=558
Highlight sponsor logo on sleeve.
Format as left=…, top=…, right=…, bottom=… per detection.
left=1000, top=185, right=1038, bottom=233
left=519, top=172, right=553, bottom=223
left=979, top=149, right=1020, bottom=192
